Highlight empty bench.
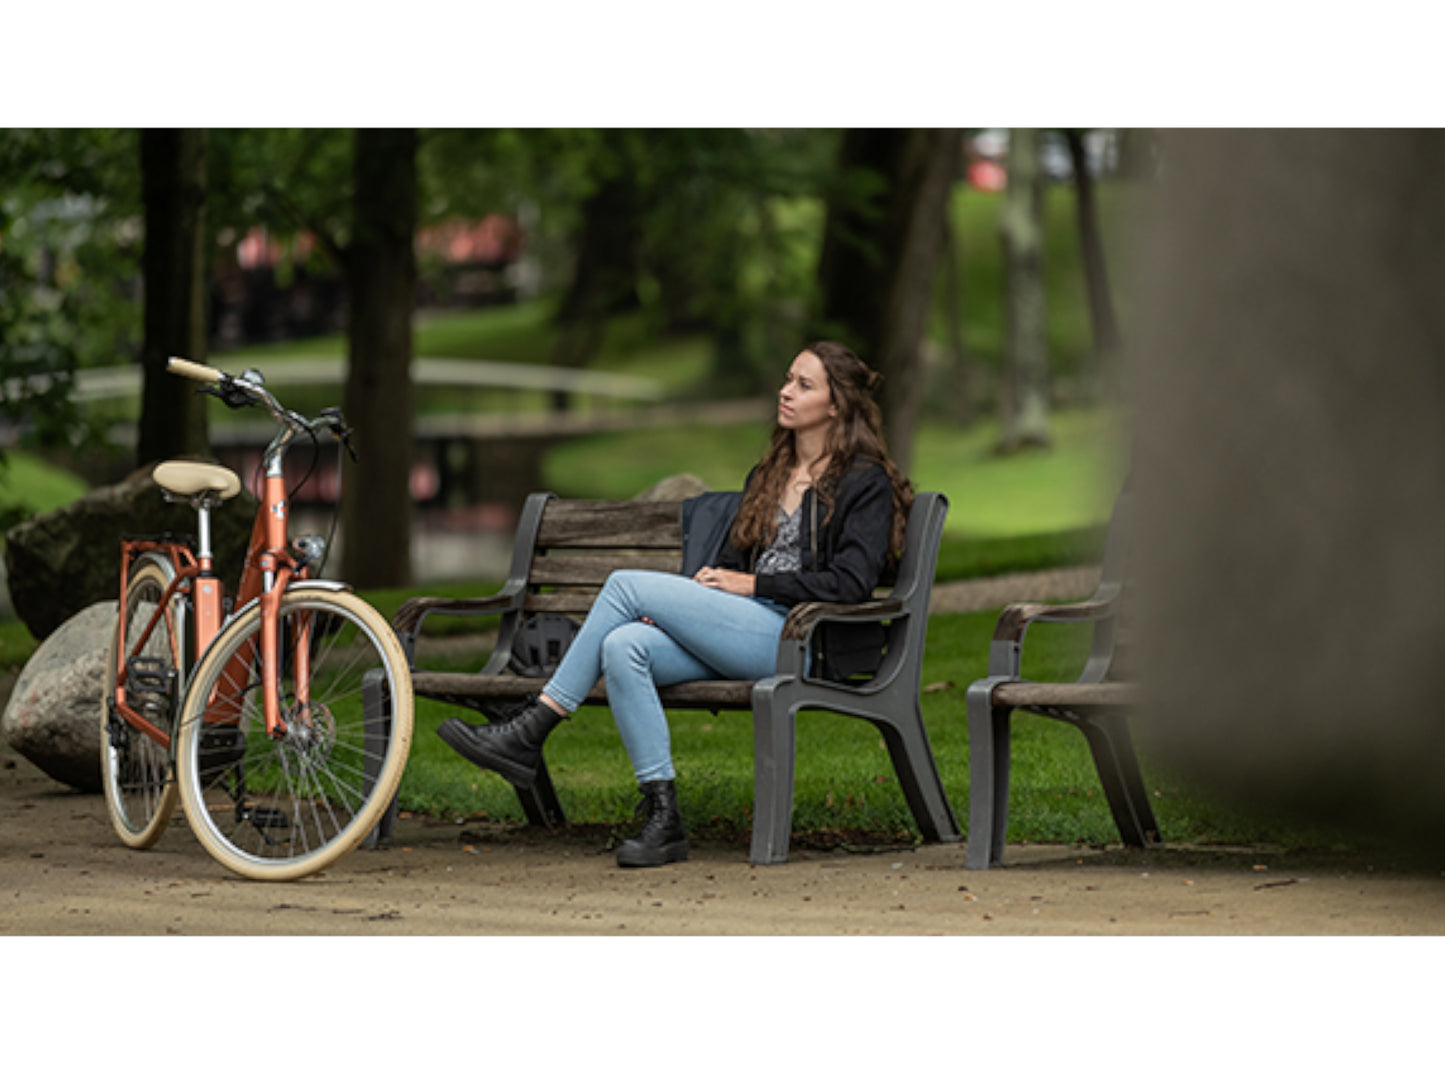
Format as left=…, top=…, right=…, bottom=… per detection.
left=391, top=489, right=960, bottom=864
left=964, top=486, right=1159, bottom=869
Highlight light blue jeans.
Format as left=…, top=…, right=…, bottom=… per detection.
left=542, top=570, right=788, bottom=783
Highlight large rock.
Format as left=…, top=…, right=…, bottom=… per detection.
left=634, top=474, right=709, bottom=501
left=2, top=601, right=116, bottom=792
left=5, top=463, right=258, bottom=640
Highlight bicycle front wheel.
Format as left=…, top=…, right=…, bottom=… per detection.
left=101, top=554, right=184, bottom=849
left=175, top=586, right=413, bottom=881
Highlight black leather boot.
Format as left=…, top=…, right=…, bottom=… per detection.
left=437, top=697, right=563, bottom=787
left=615, top=779, right=689, bottom=868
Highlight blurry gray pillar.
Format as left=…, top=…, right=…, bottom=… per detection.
left=1132, top=129, right=1445, bottom=851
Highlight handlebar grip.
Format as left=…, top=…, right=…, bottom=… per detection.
left=167, top=356, right=225, bottom=384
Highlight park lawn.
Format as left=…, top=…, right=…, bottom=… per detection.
left=0, top=451, right=90, bottom=519
left=394, top=607, right=1351, bottom=854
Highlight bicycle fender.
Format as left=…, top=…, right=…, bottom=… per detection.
left=221, top=580, right=355, bottom=627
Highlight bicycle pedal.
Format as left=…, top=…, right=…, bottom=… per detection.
left=246, top=807, right=290, bottom=830
left=105, top=707, right=130, bottom=750
left=126, top=656, right=176, bottom=696
left=197, top=725, right=246, bottom=785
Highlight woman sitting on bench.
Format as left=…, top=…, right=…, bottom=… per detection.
left=438, top=340, right=914, bottom=867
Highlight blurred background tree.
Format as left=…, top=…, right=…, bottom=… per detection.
left=998, top=127, right=1051, bottom=452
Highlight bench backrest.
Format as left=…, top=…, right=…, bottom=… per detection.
left=479, top=495, right=687, bottom=675
left=866, top=490, right=949, bottom=686
left=486, top=490, right=947, bottom=683
left=515, top=495, right=688, bottom=617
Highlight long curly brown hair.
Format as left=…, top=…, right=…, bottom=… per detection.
left=730, top=340, right=914, bottom=561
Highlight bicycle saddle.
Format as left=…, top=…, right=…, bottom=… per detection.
left=152, top=461, right=243, bottom=500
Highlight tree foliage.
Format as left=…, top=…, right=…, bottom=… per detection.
left=0, top=129, right=140, bottom=385
left=0, top=130, right=138, bottom=521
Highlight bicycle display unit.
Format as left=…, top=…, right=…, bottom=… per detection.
left=101, top=357, right=413, bottom=881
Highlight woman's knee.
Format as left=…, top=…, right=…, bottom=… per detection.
left=601, top=623, right=652, bottom=675
left=598, top=569, right=654, bottom=612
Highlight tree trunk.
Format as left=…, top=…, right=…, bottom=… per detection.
left=1064, top=129, right=1121, bottom=365
left=137, top=128, right=210, bottom=467
left=940, top=209, right=973, bottom=426
left=816, top=129, right=961, bottom=475
left=342, top=129, right=416, bottom=588
left=549, top=132, right=644, bottom=411
left=998, top=128, right=1052, bottom=452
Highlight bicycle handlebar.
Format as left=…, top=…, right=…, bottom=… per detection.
left=167, top=356, right=225, bottom=384
left=167, top=356, right=355, bottom=462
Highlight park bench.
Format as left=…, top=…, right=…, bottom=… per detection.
left=387, top=488, right=961, bottom=864
left=963, top=486, right=1159, bottom=869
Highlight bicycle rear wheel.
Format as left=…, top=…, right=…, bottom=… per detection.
left=101, top=555, right=184, bottom=849
left=174, top=586, right=413, bottom=881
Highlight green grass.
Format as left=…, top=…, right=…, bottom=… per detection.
left=0, top=622, right=39, bottom=671
left=0, top=451, right=89, bottom=518
left=0, top=454, right=90, bottom=667
left=392, top=607, right=1356, bottom=853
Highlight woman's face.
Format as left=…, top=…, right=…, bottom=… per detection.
left=778, top=350, right=836, bottom=436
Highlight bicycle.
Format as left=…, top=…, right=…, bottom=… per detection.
left=101, top=357, right=413, bottom=881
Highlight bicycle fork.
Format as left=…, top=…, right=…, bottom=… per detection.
left=227, top=471, right=311, bottom=741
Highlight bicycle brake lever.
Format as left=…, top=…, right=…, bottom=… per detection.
left=320, top=408, right=358, bottom=462
left=205, top=375, right=256, bottom=410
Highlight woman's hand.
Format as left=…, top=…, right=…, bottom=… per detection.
left=694, top=567, right=756, bottom=597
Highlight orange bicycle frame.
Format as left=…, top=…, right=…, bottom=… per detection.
left=200, top=472, right=310, bottom=737
left=114, top=476, right=312, bottom=746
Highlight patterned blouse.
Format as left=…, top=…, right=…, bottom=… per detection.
left=754, top=504, right=804, bottom=575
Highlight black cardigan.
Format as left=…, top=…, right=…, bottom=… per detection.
left=715, top=457, right=897, bottom=678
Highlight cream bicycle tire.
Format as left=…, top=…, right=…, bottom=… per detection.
left=174, top=586, right=412, bottom=881
left=101, top=555, right=184, bottom=849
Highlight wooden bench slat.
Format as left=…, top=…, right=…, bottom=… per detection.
left=412, top=671, right=755, bottom=708
left=536, top=501, right=684, bottom=549
left=529, top=550, right=680, bottom=585
left=518, top=592, right=601, bottom=615
left=991, top=681, right=1137, bottom=708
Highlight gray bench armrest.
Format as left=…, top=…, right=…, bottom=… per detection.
left=987, top=584, right=1119, bottom=678
left=779, top=597, right=903, bottom=642
left=773, top=597, right=906, bottom=683
left=393, top=590, right=522, bottom=661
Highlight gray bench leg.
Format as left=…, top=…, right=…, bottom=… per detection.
left=878, top=696, right=962, bottom=844
left=965, top=678, right=1015, bottom=869
left=1076, top=713, right=1162, bottom=848
left=749, top=686, right=798, bottom=865
left=362, top=667, right=397, bottom=848
left=515, top=758, right=567, bottom=829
